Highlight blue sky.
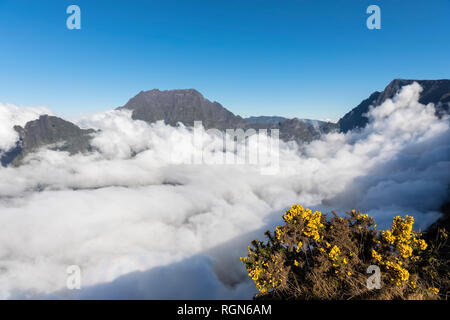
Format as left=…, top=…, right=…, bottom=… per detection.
left=0, top=0, right=449, bottom=121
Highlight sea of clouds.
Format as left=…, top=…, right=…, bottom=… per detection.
left=0, top=83, right=448, bottom=299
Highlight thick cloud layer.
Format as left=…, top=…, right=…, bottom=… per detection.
left=0, top=83, right=448, bottom=299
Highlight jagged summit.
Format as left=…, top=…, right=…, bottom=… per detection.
left=118, top=88, right=246, bottom=130
left=1, top=115, right=94, bottom=166
left=1, top=79, right=448, bottom=167
left=136, top=88, right=205, bottom=97
left=338, top=79, right=450, bottom=132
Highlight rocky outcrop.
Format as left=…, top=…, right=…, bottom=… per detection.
left=338, top=79, right=450, bottom=133
left=118, top=89, right=247, bottom=131
left=3, top=79, right=447, bottom=166
left=119, top=89, right=339, bottom=144
left=1, top=115, right=94, bottom=166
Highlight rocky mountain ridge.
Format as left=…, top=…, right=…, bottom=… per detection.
left=1, top=79, right=449, bottom=166
left=338, top=79, right=450, bottom=133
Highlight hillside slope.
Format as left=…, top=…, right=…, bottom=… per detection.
left=338, top=79, right=450, bottom=133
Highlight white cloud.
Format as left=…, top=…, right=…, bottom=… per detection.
left=0, top=83, right=448, bottom=299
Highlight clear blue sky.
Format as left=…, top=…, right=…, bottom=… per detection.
left=0, top=0, right=449, bottom=120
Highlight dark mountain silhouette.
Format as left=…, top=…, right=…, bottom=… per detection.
left=1, top=79, right=448, bottom=166
left=338, top=79, right=450, bottom=133
left=118, top=89, right=247, bottom=130
left=246, top=118, right=338, bottom=143
left=245, top=116, right=289, bottom=124
left=119, top=89, right=338, bottom=144
left=1, top=115, right=94, bottom=166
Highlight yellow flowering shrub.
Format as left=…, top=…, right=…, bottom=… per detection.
left=241, top=204, right=449, bottom=300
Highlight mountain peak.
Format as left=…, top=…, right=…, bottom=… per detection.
left=1, top=115, right=94, bottom=166
left=136, top=88, right=205, bottom=98
left=338, top=79, right=450, bottom=132
left=119, top=89, right=245, bottom=130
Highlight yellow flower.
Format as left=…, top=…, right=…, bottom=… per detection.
left=294, top=260, right=299, bottom=267
left=398, top=243, right=413, bottom=258
left=385, top=260, right=409, bottom=285
left=328, top=245, right=341, bottom=261
left=347, top=272, right=352, bottom=276
left=417, top=239, right=427, bottom=250
left=391, top=215, right=414, bottom=242
left=282, top=204, right=304, bottom=223
left=296, top=241, right=303, bottom=253
left=356, top=213, right=369, bottom=220
left=382, top=230, right=395, bottom=244
left=302, top=209, right=323, bottom=241
left=275, top=226, right=284, bottom=240
left=328, top=246, right=341, bottom=261
left=428, top=287, right=439, bottom=295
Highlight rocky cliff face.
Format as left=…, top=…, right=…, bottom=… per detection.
left=118, top=89, right=247, bottom=130
left=247, top=118, right=338, bottom=143
left=245, top=116, right=289, bottom=124
left=338, top=79, right=450, bottom=133
left=2, top=79, right=448, bottom=167
left=119, top=89, right=338, bottom=144
left=1, top=115, right=94, bottom=166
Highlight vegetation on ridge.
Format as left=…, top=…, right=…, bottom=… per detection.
left=241, top=205, right=449, bottom=300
